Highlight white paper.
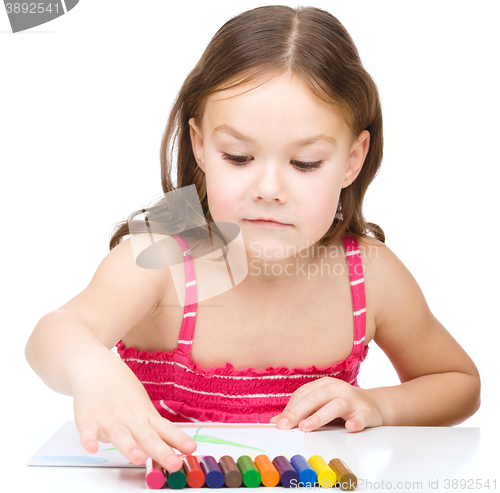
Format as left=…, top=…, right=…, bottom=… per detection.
left=27, top=421, right=306, bottom=468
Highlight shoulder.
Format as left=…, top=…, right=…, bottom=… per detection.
left=355, top=234, right=431, bottom=345
left=354, top=235, right=417, bottom=328
left=353, top=235, right=480, bottom=385
left=354, top=234, right=397, bottom=288
left=56, top=233, right=174, bottom=349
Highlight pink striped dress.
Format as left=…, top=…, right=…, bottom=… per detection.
left=116, top=235, right=369, bottom=423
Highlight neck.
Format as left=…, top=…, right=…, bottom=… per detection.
left=241, top=242, right=328, bottom=285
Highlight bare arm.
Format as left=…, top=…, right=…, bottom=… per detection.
left=365, top=242, right=481, bottom=426
left=26, top=310, right=132, bottom=396
left=271, top=239, right=480, bottom=430
left=25, top=234, right=197, bottom=470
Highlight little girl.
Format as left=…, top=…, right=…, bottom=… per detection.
left=25, top=5, right=480, bottom=475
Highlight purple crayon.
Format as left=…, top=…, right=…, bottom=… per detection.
left=273, top=456, right=299, bottom=488
left=200, top=456, right=225, bottom=489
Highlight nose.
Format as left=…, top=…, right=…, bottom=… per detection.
left=250, top=161, right=288, bottom=203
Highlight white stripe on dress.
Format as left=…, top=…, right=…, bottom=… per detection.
left=144, top=373, right=361, bottom=398
left=186, top=280, right=197, bottom=287
left=177, top=340, right=193, bottom=345
left=353, top=308, right=366, bottom=316
left=142, top=380, right=294, bottom=399
left=176, top=411, right=215, bottom=423
left=122, top=357, right=355, bottom=380
left=183, top=312, right=196, bottom=318
left=183, top=249, right=192, bottom=256
left=159, top=400, right=177, bottom=415
left=345, top=249, right=360, bottom=256
left=354, top=337, right=365, bottom=345
left=350, top=277, right=364, bottom=286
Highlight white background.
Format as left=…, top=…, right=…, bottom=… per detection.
left=1, top=0, right=499, bottom=480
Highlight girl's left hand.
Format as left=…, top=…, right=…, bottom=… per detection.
left=269, top=377, right=384, bottom=432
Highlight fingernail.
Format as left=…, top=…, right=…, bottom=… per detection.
left=183, top=440, right=195, bottom=449
left=302, top=419, right=310, bottom=428
left=166, top=456, right=181, bottom=466
left=279, top=418, right=289, bottom=426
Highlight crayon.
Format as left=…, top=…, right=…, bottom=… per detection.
left=237, top=455, right=261, bottom=488
left=219, top=455, right=243, bottom=488
left=145, top=457, right=166, bottom=489
left=290, top=454, right=317, bottom=487
left=272, top=456, right=299, bottom=488
left=308, top=455, right=337, bottom=488
left=200, top=455, right=225, bottom=489
left=183, top=455, right=205, bottom=488
left=328, top=458, right=357, bottom=491
left=167, top=467, right=188, bottom=489
left=254, top=454, right=280, bottom=487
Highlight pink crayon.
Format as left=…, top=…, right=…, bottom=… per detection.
left=145, top=457, right=166, bottom=489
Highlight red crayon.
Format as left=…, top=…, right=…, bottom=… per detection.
left=184, top=454, right=206, bottom=488
left=145, top=457, right=166, bottom=489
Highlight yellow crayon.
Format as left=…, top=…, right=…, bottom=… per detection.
left=308, top=455, right=337, bottom=488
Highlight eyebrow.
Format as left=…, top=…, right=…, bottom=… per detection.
left=212, top=124, right=337, bottom=147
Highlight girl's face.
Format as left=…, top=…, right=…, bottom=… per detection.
left=189, top=72, right=369, bottom=263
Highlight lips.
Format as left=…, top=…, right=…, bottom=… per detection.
left=246, top=218, right=292, bottom=228
left=247, top=217, right=290, bottom=225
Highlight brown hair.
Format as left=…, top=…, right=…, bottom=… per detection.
left=109, top=5, right=385, bottom=252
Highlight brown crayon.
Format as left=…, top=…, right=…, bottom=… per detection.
left=328, top=458, right=357, bottom=491
left=219, top=455, right=243, bottom=488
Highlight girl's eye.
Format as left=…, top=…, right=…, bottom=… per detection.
left=290, top=160, right=323, bottom=172
left=222, top=153, right=323, bottom=172
left=222, top=153, right=252, bottom=164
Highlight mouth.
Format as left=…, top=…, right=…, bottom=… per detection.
left=245, top=218, right=292, bottom=228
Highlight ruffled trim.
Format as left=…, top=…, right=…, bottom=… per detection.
left=116, top=340, right=369, bottom=378
left=155, top=399, right=281, bottom=424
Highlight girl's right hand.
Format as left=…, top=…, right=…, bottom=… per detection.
left=72, top=365, right=197, bottom=472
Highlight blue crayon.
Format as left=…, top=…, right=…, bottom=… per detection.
left=200, top=456, right=225, bottom=489
left=290, top=455, right=317, bottom=487
left=273, top=455, right=299, bottom=488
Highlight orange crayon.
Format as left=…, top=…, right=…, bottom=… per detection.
left=254, top=455, right=280, bottom=487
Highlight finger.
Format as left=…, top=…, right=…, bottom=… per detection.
left=278, top=386, right=337, bottom=430
left=280, top=378, right=334, bottom=419
left=149, top=415, right=198, bottom=455
left=345, top=409, right=371, bottom=432
left=131, top=422, right=186, bottom=473
left=277, top=380, right=345, bottom=429
left=77, top=419, right=100, bottom=454
left=298, top=397, right=354, bottom=432
left=104, top=422, right=149, bottom=466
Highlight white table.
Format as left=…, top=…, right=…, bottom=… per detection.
left=23, top=426, right=497, bottom=492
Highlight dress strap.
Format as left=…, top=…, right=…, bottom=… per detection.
left=172, top=235, right=197, bottom=356
left=342, top=236, right=367, bottom=357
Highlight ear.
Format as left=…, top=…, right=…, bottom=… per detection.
left=342, top=130, right=370, bottom=188
left=188, top=117, right=205, bottom=173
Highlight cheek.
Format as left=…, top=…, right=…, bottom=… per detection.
left=298, top=180, right=340, bottom=230
left=205, top=171, right=240, bottom=222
